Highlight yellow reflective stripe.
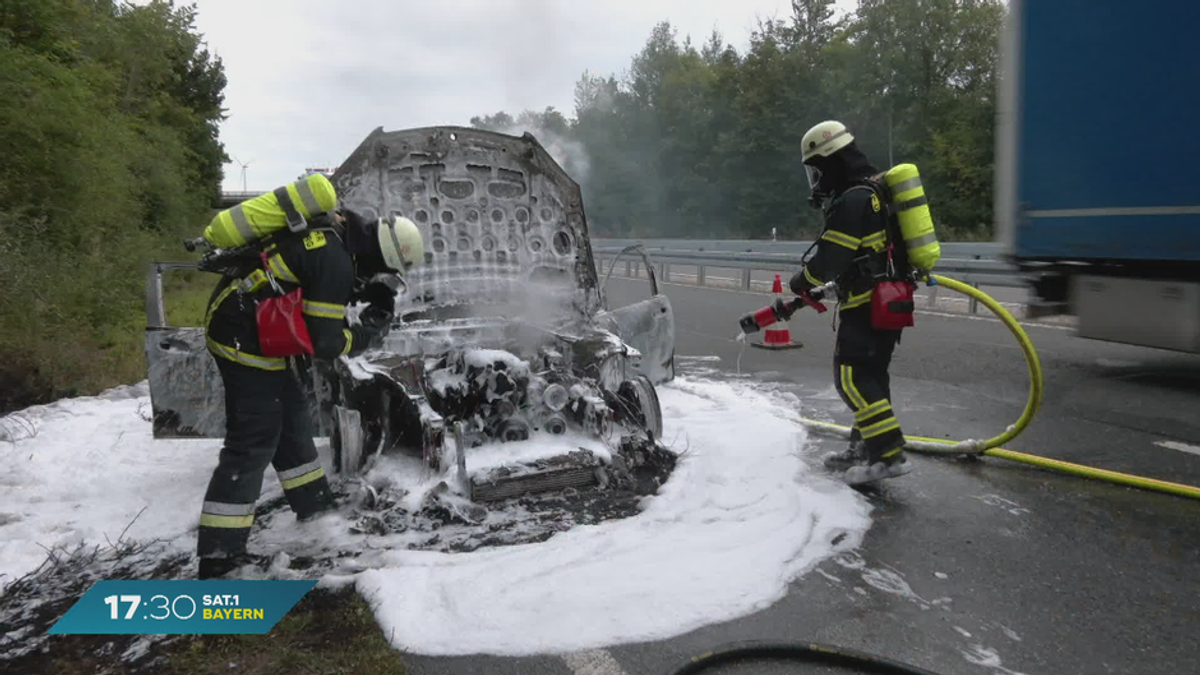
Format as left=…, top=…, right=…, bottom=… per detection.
left=881, top=446, right=904, bottom=458
left=854, top=399, right=891, bottom=422
left=294, top=178, right=323, bottom=214
left=340, top=329, right=353, bottom=356
left=277, top=459, right=322, bottom=482
left=203, top=501, right=255, bottom=516
left=206, top=336, right=287, bottom=371
left=862, top=230, right=887, bottom=252
left=907, top=232, right=938, bottom=248
left=889, top=176, right=922, bottom=195
left=205, top=284, right=238, bottom=329
left=892, top=183, right=924, bottom=203
left=281, top=466, right=325, bottom=491
left=862, top=417, right=901, bottom=439
left=302, top=299, right=346, bottom=320
left=803, top=267, right=822, bottom=286
left=845, top=367, right=870, bottom=410
left=227, top=205, right=256, bottom=245
left=840, top=366, right=869, bottom=410
left=821, top=229, right=862, bottom=251
left=239, top=269, right=269, bottom=292
left=842, top=288, right=873, bottom=309
left=267, top=254, right=300, bottom=284
left=199, top=513, right=255, bottom=529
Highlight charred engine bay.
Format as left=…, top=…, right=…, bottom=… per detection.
left=326, top=341, right=678, bottom=552
left=347, top=435, right=677, bottom=553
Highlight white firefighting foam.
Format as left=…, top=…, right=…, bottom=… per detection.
left=0, top=376, right=872, bottom=657
left=355, top=376, right=872, bottom=656
left=0, top=383, right=227, bottom=587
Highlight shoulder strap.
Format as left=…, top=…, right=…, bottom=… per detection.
left=273, top=186, right=308, bottom=233
left=841, top=184, right=877, bottom=197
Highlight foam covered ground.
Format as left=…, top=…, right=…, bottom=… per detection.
left=355, top=377, right=872, bottom=655
left=0, top=375, right=872, bottom=657
left=0, top=384, right=226, bottom=587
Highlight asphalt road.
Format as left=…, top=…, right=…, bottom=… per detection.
left=403, top=277, right=1200, bottom=675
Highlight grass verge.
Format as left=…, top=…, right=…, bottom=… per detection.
left=166, top=585, right=405, bottom=675
left=2, top=586, right=406, bottom=675
left=0, top=266, right=216, bottom=414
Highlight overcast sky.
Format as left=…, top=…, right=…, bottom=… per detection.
left=189, top=0, right=857, bottom=191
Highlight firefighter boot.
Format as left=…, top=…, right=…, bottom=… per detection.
left=842, top=442, right=912, bottom=486
left=823, top=438, right=867, bottom=472
left=198, top=553, right=271, bottom=580
left=295, top=480, right=338, bottom=522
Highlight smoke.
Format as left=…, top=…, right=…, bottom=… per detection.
left=495, top=123, right=592, bottom=187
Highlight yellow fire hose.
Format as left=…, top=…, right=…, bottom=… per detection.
left=795, top=274, right=1200, bottom=501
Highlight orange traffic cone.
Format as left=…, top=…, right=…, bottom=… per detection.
left=751, top=274, right=804, bottom=351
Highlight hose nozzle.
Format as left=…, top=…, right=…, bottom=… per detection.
left=183, top=236, right=209, bottom=253
left=738, top=298, right=798, bottom=334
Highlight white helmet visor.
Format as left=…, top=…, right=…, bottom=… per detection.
left=805, top=164, right=822, bottom=192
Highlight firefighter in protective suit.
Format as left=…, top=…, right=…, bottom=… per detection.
left=788, top=121, right=912, bottom=485
left=198, top=209, right=425, bottom=579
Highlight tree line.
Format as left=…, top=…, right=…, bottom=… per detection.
left=0, top=0, right=1003, bottom=410
left=472, top=0, right=1005, bottom=242
left=0, top=0, right=226, bottom=411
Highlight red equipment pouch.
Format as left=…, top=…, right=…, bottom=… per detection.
left=254, top=252, right=314, bottom=358
left=256, top=288, right=314, bottom=357
left=871, top=280, right=916, bottom=330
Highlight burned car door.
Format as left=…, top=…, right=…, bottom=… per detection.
left=144, top=262, right=228, bottom=438
left=595, top=246, right=676, bottom=385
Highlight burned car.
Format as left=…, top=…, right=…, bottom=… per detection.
left=144, top=126, right=677, bottom=512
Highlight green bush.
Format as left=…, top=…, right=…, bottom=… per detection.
left=0, top=1, right=226, bottom=413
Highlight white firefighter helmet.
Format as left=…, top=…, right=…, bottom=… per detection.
left=377, top=215, right=424, bottom=272
left=802, top=120, right=854, bottom=161
left=801, top=120, right=855, bottom=191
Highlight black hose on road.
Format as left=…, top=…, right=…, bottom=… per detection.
left=667, top=641, right=944, bottom=675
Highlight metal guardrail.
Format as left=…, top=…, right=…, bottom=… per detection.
left=593, top=238, right=1005, bottom=259
left=591, top=239, right=1028, bottom=314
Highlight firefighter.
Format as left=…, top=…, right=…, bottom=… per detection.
left=198, top=209, right=425, bottom=579
left=788, top=120, right=912, bottom=485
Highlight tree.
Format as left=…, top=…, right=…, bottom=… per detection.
left=0, top=0, right=229, bottom=410
left=468, top=0, right=1006, bottom=240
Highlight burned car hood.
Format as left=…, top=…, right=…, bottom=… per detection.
left=144, top=126, right=674, bottom=442
left=331, top=126, right=603, bottom=323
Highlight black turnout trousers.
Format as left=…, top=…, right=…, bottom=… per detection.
left=197, top=357, right=334, bottom=560
left=832, top=307, right=906, bottom=461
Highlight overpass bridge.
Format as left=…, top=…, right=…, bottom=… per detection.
left=218, top=190, right=265, bottom=208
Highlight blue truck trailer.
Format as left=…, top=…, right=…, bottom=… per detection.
left=995, top=0, right=1200, bottom=352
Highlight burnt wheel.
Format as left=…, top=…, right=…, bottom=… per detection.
left=617, top=375, right=663, bottom=441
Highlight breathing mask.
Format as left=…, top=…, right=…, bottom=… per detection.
left=805, top=163, right=830, bottom=209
